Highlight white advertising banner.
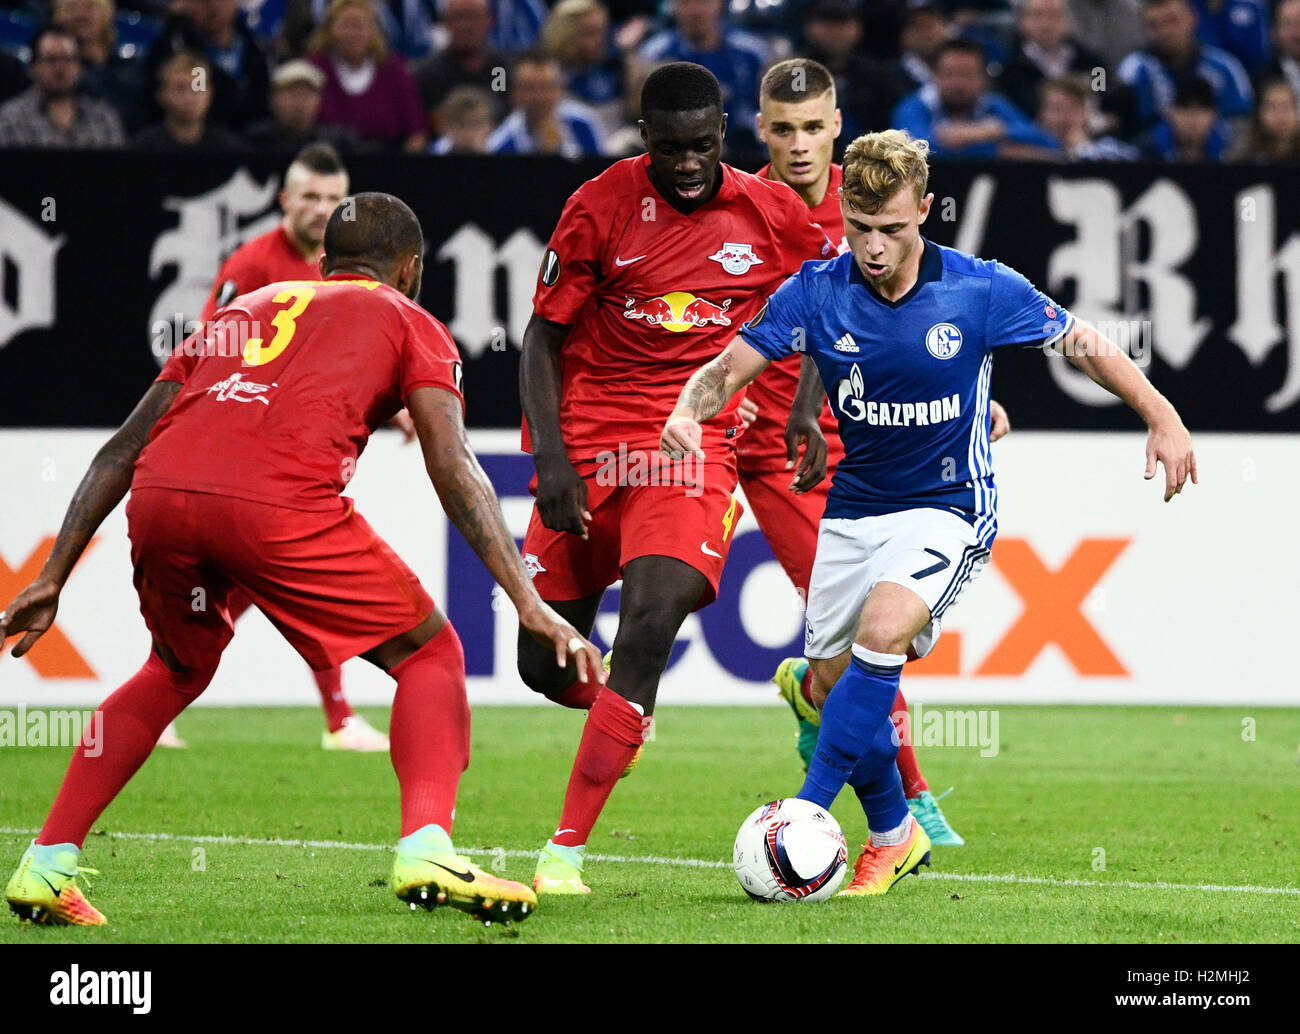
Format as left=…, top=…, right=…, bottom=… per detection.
left=1, top=430, right=1296, bottom=707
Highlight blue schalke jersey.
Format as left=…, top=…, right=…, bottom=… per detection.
left=737, top=240, right=1072, bottom=546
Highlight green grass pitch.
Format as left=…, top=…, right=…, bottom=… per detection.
left=1, top=704, right=1297, bottom=943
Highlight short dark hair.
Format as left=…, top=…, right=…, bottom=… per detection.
left=641, top=62, right=723, bottom=118
left=1172, top=74, right=1216, bottom=109
left=29, top=24, right=78, bottom=58
left=512, top=48, right=560, bottom=75
left=292, top=142, right=346, bottom=177
left=937, top=37, right=988, bottom=66
left=323, top=193, right=423, bottom=275
left=761, top=59, right=836, bottom=105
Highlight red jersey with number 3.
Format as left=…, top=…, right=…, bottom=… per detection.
left=737, top=163, right=847, bottom=473
left=199, top=226, right=322, bottom=323
left=135, top=274, right=464, bottom=511
left=527, top=154, right=832, bottom=461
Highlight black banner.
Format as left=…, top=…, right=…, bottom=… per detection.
left=1, top=150, right=1297, bottom=431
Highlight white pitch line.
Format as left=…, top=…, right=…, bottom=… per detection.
left=2, top=826, right=1297, bottom=896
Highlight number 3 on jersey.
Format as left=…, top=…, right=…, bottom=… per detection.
left=243, top=287, right=316, bottom=366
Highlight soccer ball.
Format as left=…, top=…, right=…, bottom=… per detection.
left=733, top=798, right=848, bottom=902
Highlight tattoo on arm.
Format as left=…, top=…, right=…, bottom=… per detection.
left=681, top=352, right=734, bottom=422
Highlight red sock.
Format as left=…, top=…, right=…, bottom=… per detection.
left=312, top=666, right=353, bottom=732
left=800, top=665, right=815, bottom=707
left=552, top=688, right=648, bottom=848
left=891, top=687, right=928, bottom=798
left=548, top=679, right=600, bottom=710
left=39, top=652, right=215, bottom=847
left=389, top=623, right=470, bottom=837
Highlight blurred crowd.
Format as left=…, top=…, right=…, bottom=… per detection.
left=1, top=0, right=1298, bottom=162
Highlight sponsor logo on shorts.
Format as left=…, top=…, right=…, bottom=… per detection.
left=522, top=553, right=546, bottom=578
left=205, top=372, right=275, bottom=405
left=700, top=541, right=722, bottom=558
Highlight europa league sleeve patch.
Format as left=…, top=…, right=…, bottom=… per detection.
left=451, top=360, right=463, bottom=394
left=747, top=302, right=768, bottom=329
left=215, top=279, right=239, bottom=308
left=540, top=249, right=561, bottom=287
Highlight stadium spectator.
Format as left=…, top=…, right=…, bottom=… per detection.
left=243, top=57, right=362, bottom=151
left=541, top=0, right=625, bottom=137
left=487, top=49, right=603, bottom=155
left=0, top=25, right=125, bottom=147
left=638, top=0, right=769, bottom=152
left=1067, top=0, right=1145, bottom=67
left=1230, top=75, right=1300, bottom=160
left=53, top=0, right=147, bottom=130
left=1190, top=0, right=1270, bottom=74
left=143, top=0, right=271, bottom=128
left=1259, top=0, right=1300, bottom=106
left=896, top=3, right=951, bottom=91
left=800, top=0, right=898, bottom=138
left=1117, top=0, right=1253, bottom=129
left=307, top=0, right=427, bottom=151
left=309, top=0, right=440, bottom=60
left=1037, top=73, right=1139, bottom=156
left=134, top=49, right=244, bottom=147
left=0, top=50, right=26, bottom=105
left=413, top=0, right=508, bottom=136
left=892, top=37, right=1059, bottom=158
left=429, top=81, right=496, bottom=151
left=481, top=0, right=549, bottom=54
left=997, top=0, right=1106, bottom=117
left=1141, top=73, right=1231, bottom=157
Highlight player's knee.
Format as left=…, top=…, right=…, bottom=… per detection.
left=610, top=605, right=679, bottom=677
left=858, top=621, right=915, bottom=657
left=516, top=633, right=572, bottom=697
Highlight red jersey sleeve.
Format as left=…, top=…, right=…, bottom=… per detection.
left=532, top=192, right=603, bottom=326
left=780, top=194, right=834, bottom=276
left=200, top=251, right=256, bottom=323
left=401, top=309, right=465, bottom=409
left=155, top=328, right=202, bottom=384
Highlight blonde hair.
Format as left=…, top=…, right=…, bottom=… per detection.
left=540, top=0, right=607, bottom=66
left=308, top=0, right=388, bottom=65
left=53, top=0, right=118, bottom=56
left=840, top=130, right=930, bottom=213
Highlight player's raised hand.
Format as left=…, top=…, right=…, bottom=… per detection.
left=784, top=413, right=828, bottom=495
left=517, top=599, right=606, bottom=685
left=990, top=399, right=1011, bottom=442
left=1144, top=417, right=1197, bottom=502
left=535, top=454, right=593, bottom=538
left=0, top=577, right=61, bottom=658
left=738, top=396, right=759, bottom=429
left=661, top=416, right=705, bottom=461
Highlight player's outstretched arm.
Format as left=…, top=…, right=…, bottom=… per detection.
left=519, top=312, right=591, bottom=538
left=662, top=336, right=771, bottom=460
left=1056, top=319, right=1197, bottom=502
left=0, top=380, right=181, bottom=657
left=408, top=386, right=605, bottom=682
left=785, top=354, right=829, bottom=494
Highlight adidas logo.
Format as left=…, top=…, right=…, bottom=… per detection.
left=833, top=333, right=859, bottom=354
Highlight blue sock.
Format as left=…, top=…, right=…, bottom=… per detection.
left=849, top=716, right=910, bottom=832
left=798, top=646, right=905, bottom=809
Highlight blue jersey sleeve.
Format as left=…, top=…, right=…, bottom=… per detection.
left=737, top=272, right=811, bottom=360
left=985, top=261, right=1073, bottom=349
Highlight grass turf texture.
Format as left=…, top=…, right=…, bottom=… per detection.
left=1, top=705, right=1297, bottom=943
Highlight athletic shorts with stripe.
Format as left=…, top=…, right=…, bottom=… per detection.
left=126, top=487, right=434, bottom=671
left=521, top=454, right=744, bottom=610
left=803, top=507, right=990, bottom=661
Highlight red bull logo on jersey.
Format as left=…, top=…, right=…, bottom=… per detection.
left=205, top=372, right=275, bottom=405
left=622, top=292, right=732, bottom=333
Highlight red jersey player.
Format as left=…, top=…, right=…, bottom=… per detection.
left=180, top=143, right=402, bottom=753
left=1, top=193, right=603, bottom=927
left=747, top=59, right=1011, bottom=846
left=517, top=63, right=834, bottom=896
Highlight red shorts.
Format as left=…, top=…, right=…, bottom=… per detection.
left=125, top=487, right=434, bottom=671
left=738, top=438, right=844, bottom=597
left=522, top=453, right=744, bottom=609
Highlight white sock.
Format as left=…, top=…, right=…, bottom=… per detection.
left=869, top=814, right=913, bottom=847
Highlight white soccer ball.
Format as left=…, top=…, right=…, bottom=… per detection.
left=733, top=798, right=848, bottom=903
